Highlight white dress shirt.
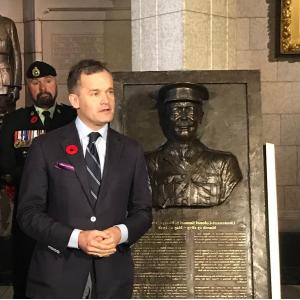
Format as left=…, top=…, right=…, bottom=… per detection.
left=68, top=117, right=128, bottom=249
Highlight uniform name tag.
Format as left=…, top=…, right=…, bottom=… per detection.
left=14, top=130, right=46, bottom=148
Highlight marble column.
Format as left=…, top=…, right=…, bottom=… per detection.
left=131, top=0, right=184, bottom=71
left=131, top=0, right=236, bottom=71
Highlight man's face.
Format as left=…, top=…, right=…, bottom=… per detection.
left=163, top=101, right=203, bottom=142
left=27, top=76, right=57, bottom=109
left=68, top=70, right=115, bottom=130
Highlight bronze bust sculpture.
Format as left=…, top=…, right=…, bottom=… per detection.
left=146, top=83, right=242, bottom=208
left=0, top=15, right=22, bottom=118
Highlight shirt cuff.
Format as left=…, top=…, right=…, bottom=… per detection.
left=68, top=229, right=81, bottom=249
left=115, top=224, right=128, bottom=244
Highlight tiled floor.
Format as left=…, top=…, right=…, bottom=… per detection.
left=281, top=285, right=300, bottom=299
left=0, top=285, right=300, bottom=299
left=0, top=286, right=13, bottom=299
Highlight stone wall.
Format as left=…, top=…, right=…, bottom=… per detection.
left=235, top=0, right=300, bottom=231
left=23, top=0, right=131, bottom=106
left=183, top=0, right=236, bottom=70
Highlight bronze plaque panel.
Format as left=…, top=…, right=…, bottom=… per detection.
left=112, top=71, right=269, bottom=298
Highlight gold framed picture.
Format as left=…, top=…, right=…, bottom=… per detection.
left=280, top=0, right=300, bottom=54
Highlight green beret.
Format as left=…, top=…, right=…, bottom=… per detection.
left=158, top=82, right=209, bottom=104
left=26, top=61, right=57, bottom=79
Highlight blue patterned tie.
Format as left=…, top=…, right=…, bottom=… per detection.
left=85, top=132, right=101, bottom=204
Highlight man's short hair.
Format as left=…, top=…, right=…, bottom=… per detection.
left=67, top=59, right=110, bottom=93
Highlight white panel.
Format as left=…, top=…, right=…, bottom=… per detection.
left=265, top=143, right=281, bottom=299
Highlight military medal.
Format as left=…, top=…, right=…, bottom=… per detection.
left=14, top=130, right=46, bottom=148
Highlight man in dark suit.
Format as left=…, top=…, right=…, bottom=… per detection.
left=0, top=61, right=76, bottom=298
left=17, top=59, right=152, bottom=298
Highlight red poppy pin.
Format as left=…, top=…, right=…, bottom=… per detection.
left=4, top=185, right=16, bottom=201
left=66, top=144, right=78, bottom=155
left=30, top=115, right=38, bottom=124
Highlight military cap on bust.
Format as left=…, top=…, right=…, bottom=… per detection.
left=26, top=61, right=57, bottom=79
left=158, top=82, right=209, bottom=105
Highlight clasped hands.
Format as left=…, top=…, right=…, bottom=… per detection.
left=78, top=226, right=121, bottom=257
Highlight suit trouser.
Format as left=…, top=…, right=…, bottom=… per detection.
left=82, top=259, right=97, bottom=299
left=12, top=228, right=35, bottom=299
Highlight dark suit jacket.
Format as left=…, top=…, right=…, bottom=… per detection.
left=17, top=122, right=152, bottom=298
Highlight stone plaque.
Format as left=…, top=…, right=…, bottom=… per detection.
left=133, top=216, right=249, bottom=298
left=113, top=71, right=269, bottom=298
left=41, top=19, right=131, bottom=105
left=42, top=21, right=105, bottom=85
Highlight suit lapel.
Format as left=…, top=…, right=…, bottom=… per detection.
left=97, top=128, right=123, bottom=205
left=60, top=122, right=93, bottom=207
left=60, top=125, right=124, bottom=209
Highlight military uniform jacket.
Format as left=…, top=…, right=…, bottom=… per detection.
left=0, top=104, right=76, bottom=185
left=17, top=122, right=152, bottom=298
left=146, top=140, right=242, bottom=208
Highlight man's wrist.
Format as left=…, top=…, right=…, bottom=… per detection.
left=115, top=224, right=128, bottom=244
left=68, top=228, right=82, bottom=249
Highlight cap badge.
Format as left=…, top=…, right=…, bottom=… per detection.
left=32, top=66, right=40, bottom=77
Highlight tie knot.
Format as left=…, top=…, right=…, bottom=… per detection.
left=42, top=111, right=50, bottom=118
left=88, top=132, right=101, bottom=144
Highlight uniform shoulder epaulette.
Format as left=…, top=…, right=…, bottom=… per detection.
left=4, top=107, right=26, bottom=119
left=57, top=103, right=73, bottom=109
left=15, top=107, right=27, bottom=113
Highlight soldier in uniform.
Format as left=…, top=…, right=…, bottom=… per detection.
left=146, top=82, right=242, bottom=209
left=0, top=61, right=76, bottom=298
left=0, top=15, right=22, bottom=118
